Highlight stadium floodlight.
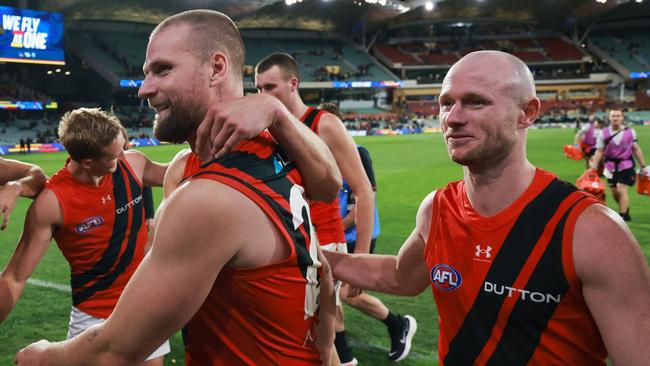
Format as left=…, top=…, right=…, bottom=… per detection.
left=425, top=1, right=434, bottom=11
left=635, top=0, right=643, bottom=3
left=47, top=70, right=52, bottom=75
left=64, top=71, right=70, bottom=75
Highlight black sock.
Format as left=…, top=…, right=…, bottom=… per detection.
left=335, top=331, right=354, bottom=361
left=382, top=312, right=403, bottom=333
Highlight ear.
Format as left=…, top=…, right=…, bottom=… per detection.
left=290, top=77, right=299, bottom=92
left=209, top=52, right=229, bottom=86
left=519, top=97, right=541, bottom=129
left=80, top=158, right=93, bottom=170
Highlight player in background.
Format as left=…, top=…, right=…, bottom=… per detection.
left=590, top=109, right=646, bottom=221
left=319, top=102, right=418, bottom=363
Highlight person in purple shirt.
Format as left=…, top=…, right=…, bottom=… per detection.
left=574, top=117, right=604, bottom=168
left=591, top=108, right=646, bottom=221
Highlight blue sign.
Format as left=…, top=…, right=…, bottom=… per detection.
left=332, top=80, right=403, bottom=88
left=120, top=79, right=143, bottom=88
left=0, top=6, right=65, bottom=65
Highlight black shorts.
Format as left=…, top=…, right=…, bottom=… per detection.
left=347, top=238, right=376, bottom=254
left=608, top=167, right=636, bottom=187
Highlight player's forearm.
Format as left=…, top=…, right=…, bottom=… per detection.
left=316, top=250, right=336, bottom=350
left=269, top=108, right=341, bottom=202
left=351, top=190, right=373, bottom=253
left=324, top=251, right=409, bottom=295
left=143, top=161, right=168, bottom=188
left=13, top=166, right=47, bottom=198
left=36, top=326, right=138, bottom=366
left=0, top=277, right=18, bottom=323
left=591, top=150, right=603, bottom=170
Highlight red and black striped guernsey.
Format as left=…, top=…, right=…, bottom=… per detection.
left=47, top=158, right=146, bottom=319
left=181, top=131, right=322, bottom=365
left=424, top=168, right=607, bottom=366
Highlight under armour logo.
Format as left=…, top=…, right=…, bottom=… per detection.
left=475, top=245, right=492, bottom=259
left=101, top=194, right=112, bottom=204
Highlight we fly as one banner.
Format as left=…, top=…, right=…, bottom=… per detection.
left=0, top=5, right=64, bottom=65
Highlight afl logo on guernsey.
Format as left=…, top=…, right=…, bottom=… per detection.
left=76, top=216, right=105, bottom=234
left=431, top=264, right=462, bottom=291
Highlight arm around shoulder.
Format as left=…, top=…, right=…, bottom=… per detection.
left=162, top=148, right=191, bottom=199
left=124, top=150, right=168, bottom=188
left=573, top=204, right=650, bottom=365
left=0, top=158, right=47, bottom=197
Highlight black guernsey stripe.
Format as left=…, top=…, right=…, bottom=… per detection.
left=302, top=108, right=321, bottom=131
left=72, top=161, right=144, bottom=305
left=191, top=149, right=314, bottom=278
left=485, top=199, right=582, bottom=366
left=443, top=179, right=577, bottom=366
left=71, top=162, right=128, bottom=291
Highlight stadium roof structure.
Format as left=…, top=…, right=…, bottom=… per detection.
left=5, top=0, right=648, bottom=34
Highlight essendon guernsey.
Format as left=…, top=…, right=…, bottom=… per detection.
left=182, top=131, right=322, bottom=365
left=300, top=106, right=346, bottom=245
left=46, top=158, right=146, bottom=319
left=424, top=168, right=607, bottom=366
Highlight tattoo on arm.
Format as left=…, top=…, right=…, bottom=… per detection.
left=86, top=328, right=99, bottom=342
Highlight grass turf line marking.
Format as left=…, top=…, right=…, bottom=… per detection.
left=348, top=338, right=434, bottom=360
left=26, top=278, right=70, bottom=293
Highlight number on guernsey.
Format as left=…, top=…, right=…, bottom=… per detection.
left=289, top=184, right=321, bottom=319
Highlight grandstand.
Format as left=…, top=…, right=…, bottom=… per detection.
left=0, top=0, right=649, bottom=143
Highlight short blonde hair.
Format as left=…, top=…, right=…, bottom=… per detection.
left=58, top=108, right=123, bottom=161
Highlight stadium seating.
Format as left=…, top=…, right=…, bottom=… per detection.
left=376, top=35, right=585, bottom=70
left=590, top=34, right=650, bottom=72
left=243, top=37, right=397, bottom=82
left=537, top=38, right=584, bottom=61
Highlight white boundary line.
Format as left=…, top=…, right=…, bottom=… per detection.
left=348, top=338, right=434, bottom=360
left=26, top=278, right=70, bottom=293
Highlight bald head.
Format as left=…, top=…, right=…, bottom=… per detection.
left=151, top=10, right=245, bottom=82
left=445, top=51, right=536, bottom=104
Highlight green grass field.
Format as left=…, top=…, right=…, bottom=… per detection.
left=1, top=127, right=649, bottom=365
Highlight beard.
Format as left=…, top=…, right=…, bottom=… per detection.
left=153, top=98, right=206, bottom=144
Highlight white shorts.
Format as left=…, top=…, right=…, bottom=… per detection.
left=321, top=242, right=348, bottom=306
left=67, top=306, right=171, bottom=361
